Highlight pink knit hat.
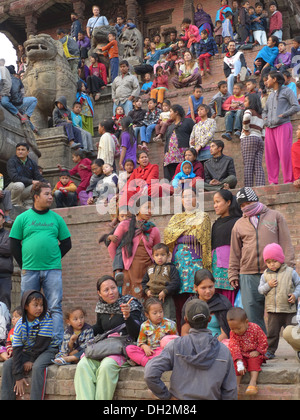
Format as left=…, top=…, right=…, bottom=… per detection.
left=263, top=243, right=285, bottom=264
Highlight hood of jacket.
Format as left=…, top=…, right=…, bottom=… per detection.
left=175, top=329, right=221, bottom=369
left=21, top=289, right=48, bottom=323
left=179, top=160, right=196, bottom=178
left=55, top=95, right=68, bottom=109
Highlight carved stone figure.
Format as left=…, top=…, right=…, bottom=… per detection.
left=22, top=34, right=77, bottom=129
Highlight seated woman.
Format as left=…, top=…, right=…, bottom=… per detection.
left=119, top=150, right=173, bottom=207
left=254, top=35, right=279, bottom=91
left=171, top=51, right=202, bottom=89
left=74, top=275, right=145, bottom=400
left=173, top=147, right=204, bottom=180
left=87, top=53, right=107, bottom=101
left=181, top=269, right=232, bottom=341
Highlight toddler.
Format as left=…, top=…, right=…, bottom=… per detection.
left=126, top=297, right=178, bottom=366
left=112, top=105, right=125, bottom=138
left=52, top=307, right=94, bottom=365
left=118, top=158, right=135, bottom=191
left=142, top=243, right=180, bottom=320
left=258, top=243, right=300, bottom=359
left=172, top=160, right=196, bottom=191
left=0, top=306, right=22, bottom=361
left=95, top=163, right=118, bottom=203
left=227, top=307, right=268, bottom=396
left=153, top=99, right=172, bottom=142
left=52, top=169, right=77, bottom=208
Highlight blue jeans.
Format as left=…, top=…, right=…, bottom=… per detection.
left=110, top=57, right=119, bottom=82
left=225, top=110, right=243, bottom=133
left=17, top=96, right=37, bottom=117
left=21, top=269, right=64, bottom=344
left=1, top=95, right=19, bottom=115
left=113, top=100, right=133, bottom=115
left=140, top=123, right=156, bottom=143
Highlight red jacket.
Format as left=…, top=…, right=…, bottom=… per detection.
left=89, top=63, right=107, bottom=85
left=292, top=139, right=300, bottom=180
left=268, top=11, right=282, bottom=35
left=151, top=74, right=169, bottom=90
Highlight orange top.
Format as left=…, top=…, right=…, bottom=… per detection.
left=101, top=40, right=119, bottom=59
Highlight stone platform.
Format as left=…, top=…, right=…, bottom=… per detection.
left=0, top=337, right=298, bottom=400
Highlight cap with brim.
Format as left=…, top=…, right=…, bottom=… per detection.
left=185, top=299, right=210, bottom=328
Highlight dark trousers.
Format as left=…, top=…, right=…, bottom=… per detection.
left=54, top=190, right=77, bottom=208
left=86, top=75, right=106, bottom=93
left=0, top=275, right=12, bottom=310
left=134, top=64, right=153, bottom=75
left=267, top=312, right=295, bottom=354
left=57, top=122, right=83, bottom=146
left=163, top=163, right=178, bottom=182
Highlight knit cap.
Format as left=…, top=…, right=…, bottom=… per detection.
left=263, top=243, right=285, bottom=264
left=236, top=187, right=259, bottom=206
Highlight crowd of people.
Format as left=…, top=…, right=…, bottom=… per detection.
left=1, top=1, right=300, bottom=402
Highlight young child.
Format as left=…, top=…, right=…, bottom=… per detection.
left=53, top=96, right=83, bottom=149
left=97, top=119, right=116, bottom=167
left=153, top=99, right=172, bottom=142
left=95, top=163, right=118, bottom=203
left=141, top=74, right=153, bottom=95
left=101, top=32, right=119, bottom=82
left=214, top=20, right=223, bottom=47
left=221, top=36, right=232, bottom=54
left=71, top=101, right=94, bottom=153
left=52, top=307, right=94, bottom=365
left=128, top=97, right=146, bottom=141
left=251, top=2, right=267, bottom=46
left=208, top=80, right=230, bottom=117
left=172, top=160, right=196, bottom=191
left=0, top=306, right=22, bottom=361
left=112, top=105, right=125, bottom=138
left=175, top=39, right=188, bottom=72
left=118, top=158, right=135, bottom=192
left=99, top=205, right=132, bottom=290
left=52, top=169, right=77, bottom=208
left=76, top=81, right=94, bottom=137
left=222, top=82, right=245, bottom=140
left=142, top=243, right=180, bottom=321
left=0, top=291, right=59, bottom=400
left=274, top=42, right=292, bottom=73
left=291, top=36, right=300, bottom=85
left=227, top=307, right=268, bottom=396
left=126, top=297, right=178, bottom=366
left=222, top=11, right=234, bottom=40
left=150, top=66, right=169, bottom=105
left=187, top=85, right=203, bottom=122
left=58, top=149, right=92, bottom=198
left=119, top=115, right=137, bottom=170
left=181, top=17, right=201, bottom=57
left=245, top=78, right=259, bottom=95
left=238, top=0, right=251, bottom=44
left=81, top=158, right=105, bottom=205
left=197, top=30, right=219, bottom=77
left=268, top=1, right=283, bottom=41
left=258, top=243, right=300, bottom=359
left=283, top=70, right=297, bottom=99
left=139, top=98, right=161, bottom=150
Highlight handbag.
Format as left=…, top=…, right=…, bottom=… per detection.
left=84, top=323, right=134, bottom=360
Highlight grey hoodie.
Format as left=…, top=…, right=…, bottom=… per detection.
left=144, top=328, right=237, bottom=400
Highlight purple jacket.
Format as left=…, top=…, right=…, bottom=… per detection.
left=77, top=36, right=91, bottom=49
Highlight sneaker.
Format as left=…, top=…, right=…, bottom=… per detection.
left=234, top=130, right=241, bottom=137
left=222, top=132, right=232, bottom=141
left=70, top=142, right=81, bottom=149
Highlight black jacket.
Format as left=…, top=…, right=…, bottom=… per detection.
left=0, top=228, right=13, bottom=277
left=6, top=154, right=46, bottom=187
left=204, top=154, right=236, bottom=183
left=165, top=118, right=195, bottom=153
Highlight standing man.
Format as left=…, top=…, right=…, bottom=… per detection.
left=6, top=142, right=47, bottom=208
left=86, top=5, right=109, bottom=39
left=0, top=209, right=13, bottom=310
left=111, top=60, right=140, bottom=115
left=9, top=182, right=72, bottom=344
left=70, top=12, right=82, bottom=41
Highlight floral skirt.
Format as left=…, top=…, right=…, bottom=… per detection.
left=211, top=250, right=233, bottom=291
left=173, top=244, right=203, bottom=294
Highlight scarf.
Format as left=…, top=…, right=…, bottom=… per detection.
left=255, top=46, right=279, bottom=67
left=135, top=219, right=156, bottom=239
left=194, top=7, right=214, bottom=29
left=242, top=201, right=264, bottom=229
left=95, top=294, right=144, bottom=316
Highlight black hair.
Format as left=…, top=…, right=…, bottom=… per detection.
left=16, top=142, right=29, bottom=150
left=170, top=104, right=185, bottom=120
left=153, top=243, right=170, bottom=254
left=64, top=306, right=86, bottom=321
left=218, top=80, right=227, bottom=89
left=31, top=182, right=51, bottom=200
left=99, top=119, right=115, bottom=133
left=227, top=307, right=248, bottom=322
left=268, top=70, right=285, bottom=98
left=96, top=275, right=117, bottom=292
left=211, top=139, right=224, bottom=151
left=56, top=28, right=66, bottom=35
left=293, top=36, right=300, bottom=44
left=162, top=99, right=171, bottom=107
left=72, top=101, right=82, bottom=108
left=147, top=97, right=157, bottom=105
left=124, top=158, right=135, bottom=167
left=119, top=60, right=129, bottom=67
left=92, top=158, right=104, bottom=167
left=245, top=93, right=262, bottom=115
left=144, top=297, right=163, bottom=314
left=121, top=196, right=152, bottom=257
left=25, top=291, right=44, bottom=305
left=184, top=147, right=197, bottom=159
left=120, top=116, right=136, bottom=146
left=255, top=2, right=263, bottom=7
left=193, top=84, right=203, bottom=92
left=214, top=189, right=243, bottom=218
left=182, top=18, right=192, bottom=24
left=200, top=29, right=208, bottom=36
left=194, top=269, right=215, bottom=286
left=268, top=35, right=279, bottom=47
left=197, top=103, right=211, bottom=118
left=91, top=53, right=100, bottom=62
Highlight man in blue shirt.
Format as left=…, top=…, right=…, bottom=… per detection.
left=86, top=5, right=109, bottom=38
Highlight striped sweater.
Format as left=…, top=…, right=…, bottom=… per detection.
left=240, top=109, right=264, bottom=139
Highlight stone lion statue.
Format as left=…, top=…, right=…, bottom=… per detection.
left=22, top=34, right=78, bottom=129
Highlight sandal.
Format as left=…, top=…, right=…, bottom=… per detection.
left=245, top=385, right=258, bottom=395
left=51, top=357, right=71, bottom=366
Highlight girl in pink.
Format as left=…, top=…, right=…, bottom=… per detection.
left=126, top=298, right=178, bottom=366
left=181, top=18, right=201, bottom=57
